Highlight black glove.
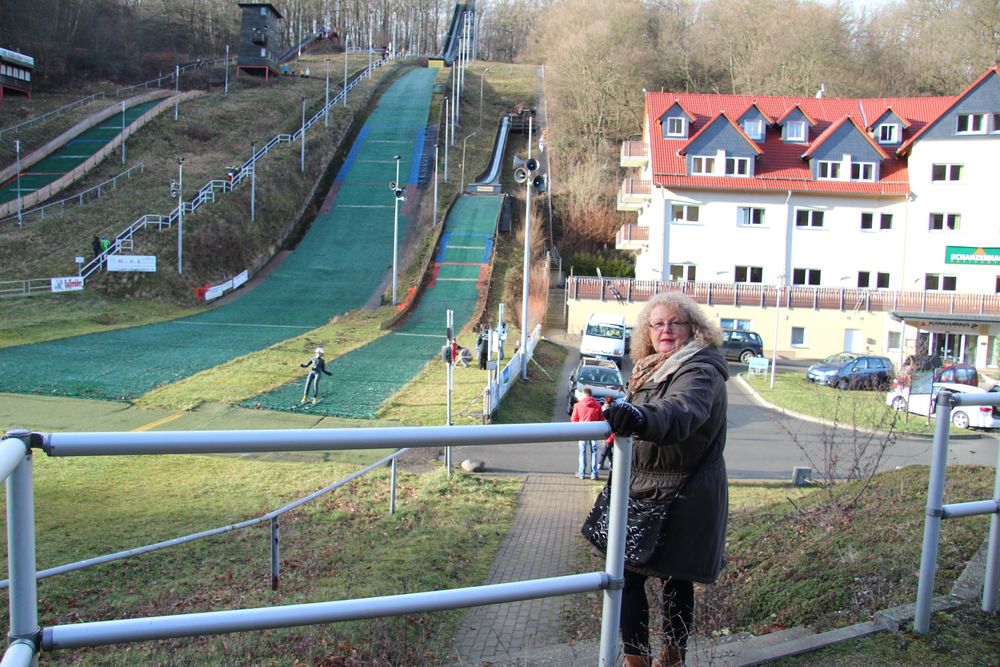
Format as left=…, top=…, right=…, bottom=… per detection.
left=603, top=401, right=647, bottom=437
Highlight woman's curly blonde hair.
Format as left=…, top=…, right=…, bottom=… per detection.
left=630, top=292, right=723, bottom=362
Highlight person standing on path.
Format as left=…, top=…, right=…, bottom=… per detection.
left=570, top=387, right=604, bottom=480
left=602, top=292, right=729, bottom=667
left=300, top=347, right=332, bottom=405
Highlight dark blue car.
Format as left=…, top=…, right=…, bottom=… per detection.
left=806, top=353, right=894, bottom=390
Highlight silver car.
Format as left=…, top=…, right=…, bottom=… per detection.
left=566, top=358, right=626, bottom=415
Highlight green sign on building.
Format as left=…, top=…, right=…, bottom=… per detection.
left=946, top=246, right=1000, bottom=265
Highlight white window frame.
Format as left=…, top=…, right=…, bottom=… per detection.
left=742, top=118, right=764, bottom=140
left=691, top=156, right=715, bottom=175
left=721, top=318, right=752, bottom=331
left=929, top=213, right=961, bottom=231
left=791, top=326, right=806, bottom=347
left=877, top=123, right=899, bottom=144
left=725, top=156, right=750, bottom=176
left=925, top=273, right=957, bottom=291
left=737, top=207, right=764, bottom=226
left=792, top=268, right=821, bottom=286
left=785, top=120, right=806, bottom=142
left=880, top=213, right=893, bottom=230
left=993, top=112, right=1000, bottom=134
left=931, top=164, right=962, bottom=181
left=734, top=265, right=763, bottom=283
left=666, top=116, right=686, bottom=137
left=670, top=204, right=700, bottom=223
left=817, top=161, right=841, bottom=179
left=956, top=113, right=986, bottom=134
left=795, top=208, right=825, bottom=228
left=669, top=264, right=696, bottom=282
left=850, top=162, right=875, bottom=181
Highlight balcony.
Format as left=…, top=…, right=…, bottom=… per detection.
left=616, top=177, right=651, bottom=212
left=620, top=140, right=649, bottom=168
left=615, top=223, right=649, bottom=251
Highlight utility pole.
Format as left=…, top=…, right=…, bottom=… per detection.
left=121, top=102, right=126, bottom=165
left=176, top=157, right=185, bottom=274
left=250, top=141, right=257, bottom=223
left=224, top=44, right=230, bottom=94
left=14, top=140, right=22, bottom=228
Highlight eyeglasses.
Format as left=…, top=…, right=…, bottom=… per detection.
left=649, top=320, right=689, bottom=332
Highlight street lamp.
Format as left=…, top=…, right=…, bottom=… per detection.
left=520, top=116, right=534, bottom=381
left=174, top=64, right=180, bottom=120
left=14, top=139, right=22, bottom=228
left=460, top=132, right=477, bottom=193
left=176, top=156, right=184, bottom=274
left=121, top=101, right=126, bottom=165
left=224, top=44, right=230, bottom=94
left=324, top=59, right=331, bottom=127
left=344, top=36, right=349, bottom=107
left=770, top=274, right=785, bottom=389
left=388, top=155, right=404, bottom=305
left=250, top=140, right=257, bottom=223
left=300, top=97, right=306, bottom=173
left=479, top=67, right=489, bottom=128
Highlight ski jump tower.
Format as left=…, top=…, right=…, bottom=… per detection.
left=236, top=2, right=283, bottom=79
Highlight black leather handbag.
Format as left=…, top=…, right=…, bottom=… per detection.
left=580, top=480, right=675, bottom=565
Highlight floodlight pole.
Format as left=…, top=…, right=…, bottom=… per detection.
left=433, top=143, right=439, bottom=226
left=121, top=101, right=126, bottom=165
left=174, top=64, right=179, bottom=120
left=176, top=157, right=184, bottom=274
left=392, top=155, right=401, bottom=306
left=443, top=98, right=450, bottom=182
left=224, top=44, right=230, bottom=94
left=324, top=59, right=330, bottom=127
left=250, top=141, right=256, bottom=223
left=14, top=140, right=22, bottom=228
left=343, top=36, right=348, bottom=107
left=520, top=116, right=533, bottom=381
left=479, top=67, right=489, bottom=128
left=300, top=97, right=306, bottom=173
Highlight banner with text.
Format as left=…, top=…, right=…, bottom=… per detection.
left=51, top=276, right=84, bottom=292
left=108, top=255, right=156, bottom=272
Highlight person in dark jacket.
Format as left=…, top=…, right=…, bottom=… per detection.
left=300, top=347, right=333, bottom=405
left=603, top=292, right=729, bottom=667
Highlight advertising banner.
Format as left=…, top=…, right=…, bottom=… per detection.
left=945, top=246, right=1000, bottom=265
left=51, top=276, right=84, bottom=292
left=108, top=255, right=156, bottom=272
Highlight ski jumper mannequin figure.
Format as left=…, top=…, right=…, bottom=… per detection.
left=300, top=347, right=333, bottom=404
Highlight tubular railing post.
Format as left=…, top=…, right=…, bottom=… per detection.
left=389, top=456, right=398, bottom=514
left=270, top=518, right=280, bottom=591
left=598, top=433, right=631, bottom=665
left=983, top=444, right=1000, bottom=613
left=5, top=431, right=39, bottom=659
left=914, top=390, right=955, bottom=634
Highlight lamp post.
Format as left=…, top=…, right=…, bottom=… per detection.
left=224, top=44, right=230, bottom=94
left=479, top=67, right=489, bottom=128
left=250, top=140, right=256, bottom=223
left=174, top=64, right=179, bottom=120
left=460, top=132, right=476, bottom=193
left=433, top=143, right=439, bottom=226
left=443, top=98, right=450, bottom=182
left=14, top=140, right=22, bottom=228
left=324, top=59, right=331, bottom=127
left=343, top=36, right=348, bottom=107
left=176, top=156, right=184, bottom=274
left=121, top=101, right=126, bottom=165
left=389, top=155, right=403, bottom=305
left=300, top=97, right=306, bottom=173
left=770, top=274, right=785, bottom=389
left=520, top=116, right=533, bottom=381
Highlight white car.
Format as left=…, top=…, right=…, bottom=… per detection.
left=886, top=379, right=1000, bottom=430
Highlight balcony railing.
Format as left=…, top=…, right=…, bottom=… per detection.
left=620, top=140, right=648, bottom=168
left=568, top=276, right=1000, bottom=317
left=616, top=177, right=651, bottom=212
left=615, top=224, right=649, bottom=249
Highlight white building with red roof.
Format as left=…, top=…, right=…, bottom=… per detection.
left=600, top=67, right=1000, bottom=365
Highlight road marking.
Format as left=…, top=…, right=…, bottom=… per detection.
left=133, top=412, right=185, bottom=432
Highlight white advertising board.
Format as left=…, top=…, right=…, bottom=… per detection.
left=51, top=276, right=84, bottom=293
left=107, top=255, right=156, bottom=272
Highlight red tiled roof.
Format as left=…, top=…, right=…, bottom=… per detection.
left=678, top=112, right=763, bottom=156
left=644, top=83, right=963, bottom=196
left=801, top=117, right=889, bottom=160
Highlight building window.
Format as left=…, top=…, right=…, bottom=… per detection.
left=880, top=214, right=893, bottom=230
left=925, top=273, right=957, bottom=291
left=742, top=118, right=764, bottom=140
left=671, top=204, right=700, bottom=222
left=670, top=264, right=696, bottom=281
left=877, top=272, right=889, bottom=288
left=725, top=157, right=750, bottom=176
left=850, top=162, right=875, bottom=181
left=691, top=156, right=715, bottom=175
left=735, top=266, right=763, bottom=283
left=887, top=331, right=901, bottom=350
left=993, top=112, right=1000, bottom=133
left=721, top=318, right=752, bottom=331
left=931, top=164, right=962, bottom=181
left=795, top=209, right=824, bottom=228
left=861, top=212, right=874, bottom=230
left=858, top=271, right=870, bottom=288
left=260, top=47, right=266, bottom=58
left=877, top=124, right=899, bottom=144
left=956, top=113, right=986, bottom=134
left=666, top=117, right=686, bottom=137
left=785, top=120, right=806, bottom=142
left=792, top=268, right=821, bottom=285
left=817, top=161, right=841, bottom=179
left=737, top=207, right=764, bottom=226
left=858, top=271, right=890, bottom=288
left=929, top=213, right=960, bottom=231
left=861, top=212, right=891, bottom=230
left=996, top=275, right=1000, bottom=293
left=791, top=327, right=806, bottom=346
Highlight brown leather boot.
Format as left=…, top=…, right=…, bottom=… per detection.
left=650, top=642, right=684, bottom=667
left=624, top=654, right=651, bottom=667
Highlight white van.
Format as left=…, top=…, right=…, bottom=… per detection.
left=580, top=312, right=628, bottom=367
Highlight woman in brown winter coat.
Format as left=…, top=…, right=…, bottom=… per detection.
left=602, top=292, right=729, bottom=667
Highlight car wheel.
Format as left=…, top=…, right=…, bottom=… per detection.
left=740, top=350, right=755, bottom=364
left=891, top=396, right=907, bottom=411
left=952, top=411, right=971, bottom=429
left=837, top=378, right=849, bottom=390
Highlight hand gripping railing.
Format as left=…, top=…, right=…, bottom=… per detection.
left=914, top=389, right=1000, bottom=633
left=0, top=423, right=631, bottom=666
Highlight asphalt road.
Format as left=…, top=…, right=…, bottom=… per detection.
left=453, top=341, right=1000, bottom=480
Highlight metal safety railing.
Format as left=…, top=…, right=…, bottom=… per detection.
left=0, top=423, right=631, bottom=666
left=915, top=389, right=1000, bottom=633
left=0, top=92, right=107, bottom=140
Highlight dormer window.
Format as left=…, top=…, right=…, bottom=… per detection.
left=785, top=120, right=806, bottom=142
left=817, top=161, right=840, bottom=179
left=666, top=116, right=687, bottom=137
left=725, top=157, right=750, bottom=176
left=877, top=123, right=899, bottom=144
left=850, top=162, right=876, bottom=181
left=691, top=156, right=715, bottom=175
left=956, top=113, right=986, bottom=134
left=742, top=118, right=764, bottom=140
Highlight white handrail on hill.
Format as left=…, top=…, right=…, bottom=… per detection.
left=115, top=57, right=236, bottom=97
left=0, top=423, right=631, bottom=666
left=0, top=92, right=107, bottom=140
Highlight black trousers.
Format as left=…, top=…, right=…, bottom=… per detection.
left=620, top=570, right=694, bottom=657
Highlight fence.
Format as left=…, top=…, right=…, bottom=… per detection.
left=0, top=92, right=107, bottom=140
left=115, top=57, right=235, bottom=97
left=914, top=389, right=1000, bottom=633
left=0, top=422, right=632, bottom=666
left=0, top=163, right=145, bottom=228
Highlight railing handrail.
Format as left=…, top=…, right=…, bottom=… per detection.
left=0, top=92, right=107, bottom=140
left=115, top=56, right=235, bottom=97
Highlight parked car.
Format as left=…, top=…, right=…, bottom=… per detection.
left=579, top=312, right=628, bottom=367
left=894, top=360, right=978, bottom=389
left=721, top=329, right=764, bottom=363
left=806, top=353, right=894, bottom=390
left=566, top=358, right=626, bottom=415
left=886, top=373, right=999, bottom=430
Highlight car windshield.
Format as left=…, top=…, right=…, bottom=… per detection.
left=821, top=353, right=856, bottom=366
left=585, top=323, right=624, bottom=339
left=578, top=367, right=623, bottom=386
